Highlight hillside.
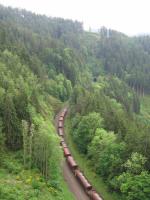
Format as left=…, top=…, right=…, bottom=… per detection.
left=0, top=4, right=150, bottom=200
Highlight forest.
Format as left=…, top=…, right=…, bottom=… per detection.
left=0, top=4, right=150, bottom=200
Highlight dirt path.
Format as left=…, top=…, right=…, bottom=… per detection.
left=63, top=160, right=90, bottom=200
left=55, top=110, right=90, bottom=200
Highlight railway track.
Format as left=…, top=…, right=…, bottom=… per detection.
left=56, top=108, right=103, bottom=200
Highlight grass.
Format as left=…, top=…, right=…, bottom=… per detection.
left=60, top=178, right=75, bottom=200
left=0, top=151, right=75, bottom=200
left=64, top=116, right=122, bottom=200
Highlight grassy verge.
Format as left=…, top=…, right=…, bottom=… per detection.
left=60, top=178, right=75, bottom=200
left=64, top=116, right=122, bottom=200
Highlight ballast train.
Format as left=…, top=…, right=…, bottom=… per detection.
left=57, top=108, right=103, bottom=200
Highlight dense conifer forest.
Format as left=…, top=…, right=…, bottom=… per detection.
left=0, top=5, right=150, bottom=200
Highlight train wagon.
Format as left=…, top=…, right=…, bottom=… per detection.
left=67, top=156, right=78, bottom=170
left=63, top=147, right=71, bottom=157
left=60, top=111, right=65, bottom=118
left=58, top=121, right=63, bottom=128
left=63, top=108, right=67, bottom=115
left=61, top=141, right=67, bottom=148
left=87, top=190, right=103, bottom=200
left=59, top=116, right=64, bottom=121
left=58, top=128, right=63, bottom=136
left=60, top=108, right=67, bottom=117
left=75, top=169, right=92, bottom=191
left=60, top=136, right=65, bottom=144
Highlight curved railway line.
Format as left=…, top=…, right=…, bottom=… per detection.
left=56, top=108, right=103, bottom=200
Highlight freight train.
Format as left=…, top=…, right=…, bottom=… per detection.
left=57, top=108, right=103, bottom=200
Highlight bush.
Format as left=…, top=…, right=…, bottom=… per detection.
left=0, top=184, right=23, bottom=200
left=72, top=112, right=103, bottom=154
left=31, top=179, right=41, bottom=190
left=2, top=160, right=21, bottom=174
left=120, top=171, right=150, bottom=200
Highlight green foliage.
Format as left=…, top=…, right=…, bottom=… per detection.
left=44, top=73, right=72, bottom=101
left=88, top=129, right=126, bottom=178
left=2, top=159, right=21, bottom=174
left=65, top=117, right=121, bottom=200
left=123, top=152, right=147, bottom=174
left=0, top=48, right=64, bottom=185
left=120, top=171, right=150, bottom=200
left=0, top=10, right=75, bottom=197
left=88, top=128, right=116, bottom=161
left=0, top=153, right=75, bottom=200
left=69, top=76, right=150, bottom=199
left=22, top=105, right=61, bottom=181
left=96, top=28, right=150, bottom=95
left=72, top=112, right=103, bottom=153
left=102, top=76, right=140, bottom=113
left=111, top=171, right=150, bottom=200
left=0, top=119, right=4, bottom=155
left=96, top=142, right=126, bottom=178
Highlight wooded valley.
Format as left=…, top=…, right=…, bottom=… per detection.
left=0, top=5, right=150, bottom=200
